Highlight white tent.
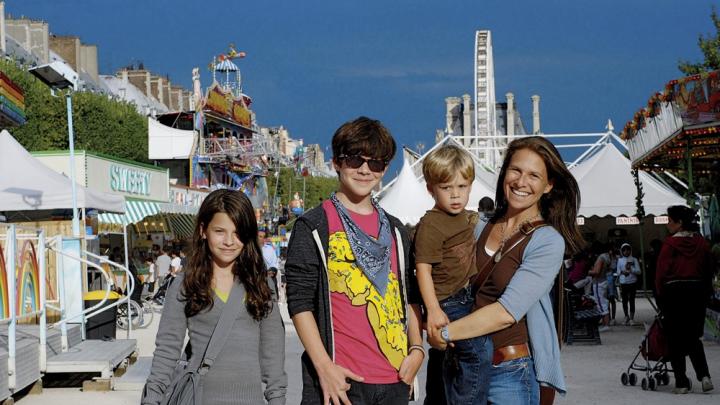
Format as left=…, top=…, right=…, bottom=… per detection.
left=570, top=142, right=685, bottom=217
left=147, top=117, right=196, bottom=160
left=379, top=158, right=435, bottom=225
left=377, top=136, right=496, bottom=224
left=0, top=130, right=125, bottom=213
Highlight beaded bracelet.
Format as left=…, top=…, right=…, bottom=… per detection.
left=408, top=344, right=426, bottom=358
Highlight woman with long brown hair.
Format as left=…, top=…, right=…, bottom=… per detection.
left=430, top=136, right=582, bottom=404
left=142, top=189, right=287, bottom=405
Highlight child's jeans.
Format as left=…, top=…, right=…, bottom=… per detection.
left=440, top=285, right=493, bottom=405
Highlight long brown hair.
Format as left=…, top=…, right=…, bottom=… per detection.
left=182, top=189, right=272, bottom=320
left=492, top=136, right=584, bottom=254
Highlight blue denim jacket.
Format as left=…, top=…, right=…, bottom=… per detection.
left=475, top=219, right=567, bottom=394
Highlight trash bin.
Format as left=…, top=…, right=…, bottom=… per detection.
left=84, top=290, right=121, bottom=340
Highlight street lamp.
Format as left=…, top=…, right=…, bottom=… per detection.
left=29, top=61, right=81, bottom=236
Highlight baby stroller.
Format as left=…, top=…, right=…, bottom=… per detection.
left=620, top=297, right=673, bottom=391
left=150, top=275, right=174, bottom=306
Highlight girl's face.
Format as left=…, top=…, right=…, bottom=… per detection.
left=202, top=212, right=244, bottom=270
left=502, top=148, right=553, bottom=217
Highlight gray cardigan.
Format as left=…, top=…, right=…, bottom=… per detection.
left=142, top=273, right=287, bottom=405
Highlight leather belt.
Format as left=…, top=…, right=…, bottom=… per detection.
left=492, top=343, right=531, bottom=365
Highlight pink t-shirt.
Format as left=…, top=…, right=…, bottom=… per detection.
left=322, top=200, right=406, bottom=384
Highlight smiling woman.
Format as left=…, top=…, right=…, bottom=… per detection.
left=429, top=136, right=584, bottom=404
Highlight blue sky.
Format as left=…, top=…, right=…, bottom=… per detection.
left=6, top=0, right=717, bottom=172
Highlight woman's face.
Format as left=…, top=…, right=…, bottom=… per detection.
left=202, top=212, right=244, bottom=270
left=502, top=148, right=553, bottom=216
left=666, top=217, right=682, bottom=234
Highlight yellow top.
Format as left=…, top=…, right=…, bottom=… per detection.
left=214, top=288, right=229, bottom=303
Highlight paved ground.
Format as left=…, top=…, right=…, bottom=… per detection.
left=11, top=299, right=720, bottom=404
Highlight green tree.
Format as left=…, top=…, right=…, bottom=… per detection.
left=1, top=59, right=149, bottom=162
left=679, top=7, right=720, bottom=75
left=266, top=167, right=338, bottom=212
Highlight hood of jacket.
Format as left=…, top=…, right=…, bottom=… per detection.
left=665, top=233, right=707, bottom=257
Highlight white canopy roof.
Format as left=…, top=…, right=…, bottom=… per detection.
left=379, top=158, right=435, bottom=225
left=570, top=142, right=685, bottom=217
left=379, top=158, right=495, bottom=225
left=147, top=117, right=196, bottom=160
left=0, top=130, right=126, bottom=213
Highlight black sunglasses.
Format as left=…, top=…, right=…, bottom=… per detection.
left=338, top=155, right=388, bottom=172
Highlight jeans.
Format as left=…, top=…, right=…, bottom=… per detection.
left=345, top=381, right=410, bottom=405
left=659, top=281, right=711, bottom=388
left=620, top=283, right=637, bottom=319
left=440, top=286, right=493, bottom=405
left=488, top=356, right=540, bottom=405
left=301, top=379, right=409, bottom=405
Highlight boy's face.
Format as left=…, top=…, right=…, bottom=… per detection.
left=428, top=173, right=472, bottom=215
left=334, top=155, right=386, bottom=200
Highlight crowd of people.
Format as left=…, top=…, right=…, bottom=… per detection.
left=139, top=116, right=716, bottom=405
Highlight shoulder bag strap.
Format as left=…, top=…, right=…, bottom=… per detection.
left=472, top=220, right=547, bottom=292
left=192, top=283, right=243, bottom=374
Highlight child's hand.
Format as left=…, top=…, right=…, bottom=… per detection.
left=426, top=308, right=449, bottom=340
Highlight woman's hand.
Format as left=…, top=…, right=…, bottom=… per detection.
left=316, top=360, right=364, bottom=405
left=426, top=307, right=449, bottom=341
left=427, top=330, right=448, bottom=350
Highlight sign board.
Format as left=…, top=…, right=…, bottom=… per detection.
left=654, top=216, right=669, bottom=224
left=576, top=217, right=585, bottom=226
left=615, top=217, right=640, bottom=226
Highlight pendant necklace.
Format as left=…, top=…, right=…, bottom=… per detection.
left=494, top=213, right=541, bottom=263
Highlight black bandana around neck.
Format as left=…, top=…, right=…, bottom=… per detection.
left=330, top=192, right=393, bottom=297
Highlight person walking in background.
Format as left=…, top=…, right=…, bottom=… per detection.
left=170, top=250, right=183, bottom=275
left=616, top=243, right=640, bottom=326
left=414, top=144, right=490, bottom=404
left=656, top=205, right=715, bottom=394
left=589, top=243, right=615, bottom=331
left=285, top=117, right=424, bottom=405
left=155, top=247, right=171, bottom=290
left=143, top=256, right=156, bottom=294
left=142, top=189, right=287, bottom=405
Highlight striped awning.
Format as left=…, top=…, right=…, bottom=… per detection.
left=98, top=200, right=160, bottom=225
left=166, top=214, right=196, bottom=239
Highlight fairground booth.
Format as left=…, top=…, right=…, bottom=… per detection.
left=29, top=150, right=205, bottom=289
left=621, top=70, right=720, bottom=342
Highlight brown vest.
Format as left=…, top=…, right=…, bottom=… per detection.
left=474, top=221, right=534, bottom=349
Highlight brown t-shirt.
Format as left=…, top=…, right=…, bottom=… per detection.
left=414, top=209, right=479, bottom=301
left=474, top=221, right=531, bottom=349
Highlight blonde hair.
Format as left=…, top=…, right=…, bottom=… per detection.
left=422, top=144, right=475, bottom=185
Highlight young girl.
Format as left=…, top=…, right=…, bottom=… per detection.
left=142, top=189, right=287, bottom=405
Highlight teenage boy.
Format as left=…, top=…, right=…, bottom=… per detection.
left=286, top=117, right=424, bottom=405
left=414, top=144, right=491, bottom=404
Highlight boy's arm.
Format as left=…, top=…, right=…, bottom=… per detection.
left=416, top=262, right=448, bottom=340
left=398, top=303, right=424, bottom=386
left=292, top=312, right=363, bottom=405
